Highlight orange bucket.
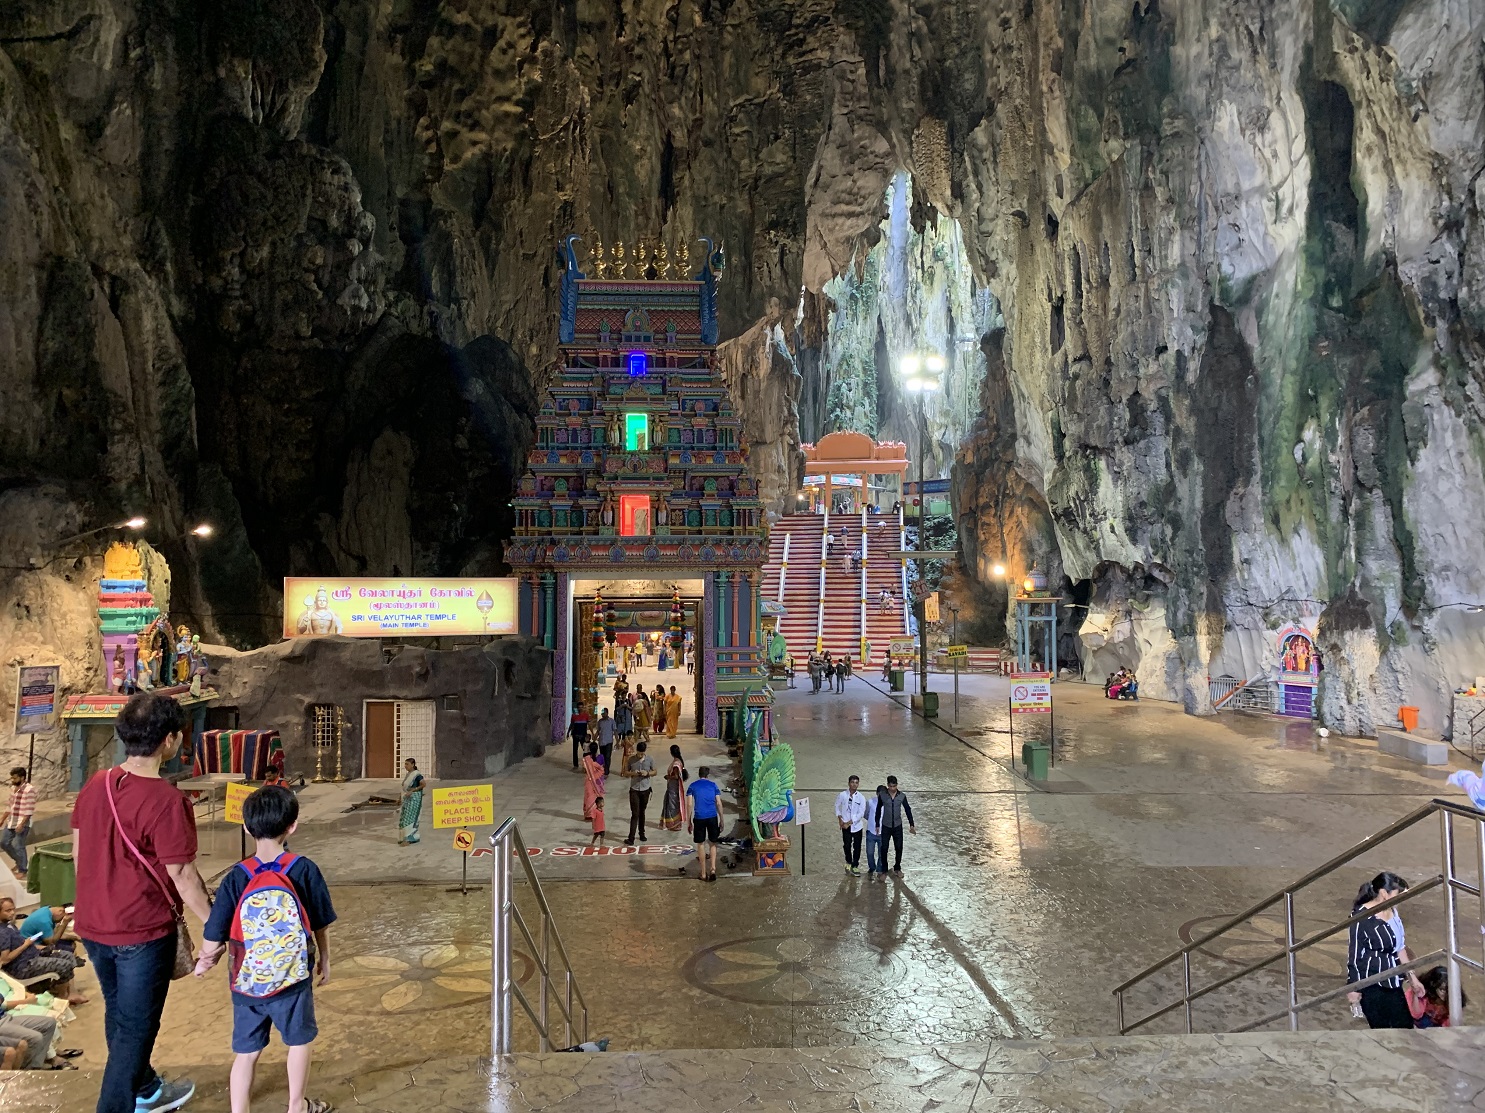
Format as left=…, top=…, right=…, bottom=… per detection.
left=1399, top=706, right=1420, bottom=732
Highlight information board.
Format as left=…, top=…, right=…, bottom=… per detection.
left=223, top=781, right=254, bottom=825
left=923, top=593, right=941, bottom=623
left=431, top=784, right=495, bottom=829
left=795, top=797, right=811, bottom=825
left=1010, top=675, right=1053, bottom=714
left=13, top=665, right=60, bottom=734
left=945, top=644, right=969, bottom=659
left=283, top=578, right=517, bottom=638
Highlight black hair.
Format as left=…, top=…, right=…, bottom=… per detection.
left=586, top=743, right=598, bottom=757
left=594, top=796, right=604, bottom=805
left=636, top=741, right=647, bottom=752
left=116, top=693, right=187, bottom=757
left=8, top=768, right=26, bottom=779
left=887, top=775, right=898, bottom=785
left=242, top=785, right=299, bottom=840
left=669, top=744, right=683, bottom=760
left=848, top=774, right=859, bottom=782
left=698, top=766, right=710, bottom=778
left=1420, top=965, right=1467, bottom=1009
left=1353, top=871, right=1410, bottom=912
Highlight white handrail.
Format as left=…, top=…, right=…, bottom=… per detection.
left=777, top=530, right=792, bottom=611
left=816, top=507, right=829, bottom=653
left=491, top=817, right=589, bottom=1054
left=859, top=506, right=869, bottom=661
left=898, top=505, right=910, bottom=637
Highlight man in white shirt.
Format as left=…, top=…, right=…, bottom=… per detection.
left=834, top=776, right=867, bottom=875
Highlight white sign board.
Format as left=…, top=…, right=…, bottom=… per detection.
left=1010, top=676, right=1053, bottom=715
left=794, top=797, right=811, bottom=825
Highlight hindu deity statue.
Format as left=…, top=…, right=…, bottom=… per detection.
left=295, top=587, right=345, bottom=634
left=175, top=624, right=193, bottom=683
left=134, top=642, right=156, bottom=691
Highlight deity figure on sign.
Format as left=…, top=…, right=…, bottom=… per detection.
left=296, top=587, right=345, bottom=635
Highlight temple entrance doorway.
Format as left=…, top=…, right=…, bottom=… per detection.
left=571, top=577, right=704, bottom=742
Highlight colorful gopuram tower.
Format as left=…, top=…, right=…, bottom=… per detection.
left=98, top=542, right=161, bottom=689
left=506, top=236, right=773, bottom=742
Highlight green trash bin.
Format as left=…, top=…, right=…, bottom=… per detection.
left=1021, top=742, right=1051, bottom=781
left=889, top=669, right=905, bottom=692
left=27, top=838, right=75, bottom=906
left=911, top=692, right=939, bottom=718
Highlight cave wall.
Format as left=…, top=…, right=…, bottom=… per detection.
left=2, top=0, right=1483, bottom=764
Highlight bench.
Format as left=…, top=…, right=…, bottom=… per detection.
left=1377, top=729, right=1448, bottom=766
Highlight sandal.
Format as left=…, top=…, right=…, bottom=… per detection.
left=293, top=1100, right=333, bottom=1113
left=60, top=1049, right=84, bottom=1059
left=45, top=1059, right=78, bottom=1070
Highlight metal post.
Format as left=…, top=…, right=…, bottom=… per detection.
left=539, top=915, right=550, bottom=1052
left=1116, top=988, right=1126, bottom=1035
left=564, top=971, right=574, bottom=1048
left=1284, top=891, right=1299, bottom=1031
left=1442, top=810, right=1463, bottom=1021
left=491, top=832, right=512, bottom=1055
left=916, top=394, right=929, bottom=699
left=951, top=607, right=959, bottom=724
left=1182, top=950, right=1194, bottom=1034
left=1476, top=815, right=1485, bottom=975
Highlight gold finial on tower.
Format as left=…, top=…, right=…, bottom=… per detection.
left=677, top=240, right=690, bottom=274
left=591, top=238, right=607, bottom=278
left=634, top=240, right=649, bottom=280
left=611, top=240, right=626, bottom=279
left=656, top=242, right=670, bottom=279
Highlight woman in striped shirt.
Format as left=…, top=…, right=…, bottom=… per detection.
left=1346, top=871, right=1413, bottom=1029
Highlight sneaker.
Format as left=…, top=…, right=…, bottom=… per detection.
left=849, top=866, right=861, bottom=875
left=136, top=1079, right=196, bottom=1113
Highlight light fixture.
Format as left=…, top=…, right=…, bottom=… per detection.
left=992, top=563, right=1006, bottom=578
left=1023, top=576, right=1036, bottom=593
left=899, top=354, right=921, bottom=377
left=190, top=524, right=214, bottom=538
left=124, top=517, right=147, bottom=530
left=924, top=354, right=946, bottom=373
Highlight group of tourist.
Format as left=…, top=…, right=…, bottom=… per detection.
left=834, top=775, right=916, bottom=878
left=1347, top=870, right=1463, bottom=1028
left=579, top=738, right=693, bottom=849
left=1104, top=668, right=1139, bottom=700
left=806, top=653, right=852, bottom=694
left=567, top=677, right=684, bottom=771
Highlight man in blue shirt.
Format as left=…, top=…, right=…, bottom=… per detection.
left=685, top=767, right=725, bottom=883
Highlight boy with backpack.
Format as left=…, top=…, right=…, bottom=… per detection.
left=195, top=786, right=336, bottom=1113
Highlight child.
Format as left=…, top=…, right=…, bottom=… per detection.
left=1406, top=965, right=1466, bottom=1027
left=590, top=796, right=606, bottom=847
left=196, top=786, right=337, bottom=1113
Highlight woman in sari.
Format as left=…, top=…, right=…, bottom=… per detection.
left=614, top=695, right=636, bottom=774
left=398, top=758, right=426, bottom=844
left=581, top=743, right=605, bottom=821
left=634, top=690, right=652, bottom=743
left=665, top=685, right=682, bottom=738
left=659, top=744, right=687, bottom=832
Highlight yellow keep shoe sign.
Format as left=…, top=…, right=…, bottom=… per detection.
left=431, top=783, right=494, bottom=828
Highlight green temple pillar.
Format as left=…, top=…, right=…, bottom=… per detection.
left=541, top=572, right=556, bottom=650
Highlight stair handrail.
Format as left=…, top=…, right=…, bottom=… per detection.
left=816, top=507, right=829, bottom=652
left=858, top=505, right=869, bottom=661
left=777, top=530, right=792, bottom=613
left=1210, top=671, right=1270, bottom=711
left=491, top=817, right=590, bottom=1054
left=898, top=507, right=911, bottom=638
left=1112, top=798, right=1485, bottom=1036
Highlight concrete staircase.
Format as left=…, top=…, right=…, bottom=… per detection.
left=763, top=510, right=908, bottom=665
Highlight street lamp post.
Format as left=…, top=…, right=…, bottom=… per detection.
left=948, top=603, right=960, bottom=724
left=899, top=351, right=944, bottom=704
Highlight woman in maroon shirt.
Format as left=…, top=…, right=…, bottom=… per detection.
left=72, top=693, right=214, bottom=1113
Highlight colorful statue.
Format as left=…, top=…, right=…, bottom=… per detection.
left=102, top=540, right=145, bottom=581
left=601, top=496, right=615, bottom=528
left=175, top=624, right=193, bottom=683
left=149, top=618, right=172, bottom=684
left=134, top=642, right=156, bottom=691
left=111, top=644, right=126, bottom=692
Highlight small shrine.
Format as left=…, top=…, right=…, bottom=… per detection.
left=800, top=431, right=909, bottom=513
left=506, top=236, right=774, bottom=741
left=62, top=541, right=219, bottom=788
left=1013, top=563, right=1060, bottom=677
left=1275, top=623, right=1319, bottom=718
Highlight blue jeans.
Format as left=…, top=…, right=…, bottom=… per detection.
left=864, top=831, right=883, bottom=873
left=0, top=825, right=29, bottom=873
left=86, top=932, right=176, bottom=1113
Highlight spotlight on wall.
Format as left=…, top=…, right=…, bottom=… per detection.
left=124, top=517, right=147, bottom=530
left=992, top=563, right=1006, bottom=578
left=190, top=524, right=215, bottom=537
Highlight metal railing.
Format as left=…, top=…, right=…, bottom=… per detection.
left=1468, top=705, right=1485, bottom=760
left=490, top=818, right=589, bottom=1054
left=1113, top=799, right=1485, bottom=1035
left=1209, top=673, right=1276, bottom=712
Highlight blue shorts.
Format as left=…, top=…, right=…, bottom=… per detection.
left=231, top=983, right=317, bottom=1053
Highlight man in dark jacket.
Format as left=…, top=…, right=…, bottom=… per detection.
left=876, top=776, right=916, bottom=875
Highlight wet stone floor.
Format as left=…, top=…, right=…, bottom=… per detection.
left=13, top=674, right=1483, bottom=1111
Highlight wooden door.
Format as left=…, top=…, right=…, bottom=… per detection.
left=365, top=701, right=396, bottom=778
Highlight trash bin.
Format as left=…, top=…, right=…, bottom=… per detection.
left=911, top=692, right=939, bottom=718
left=1399, top=706, right=1420, bottom=732
left=889, top=669, right=905, bottom=692
left=1021, top=742, right=1051, bottom=781
left=26, top=838, right=75, bottom=906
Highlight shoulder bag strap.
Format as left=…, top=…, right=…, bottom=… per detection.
left=104, top=770, right=181, bottom=912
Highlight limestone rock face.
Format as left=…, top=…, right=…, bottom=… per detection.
left=2, top=0, right=1484, bottom=745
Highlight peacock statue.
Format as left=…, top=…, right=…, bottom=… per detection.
left=744, top=694, right=795, bottom=839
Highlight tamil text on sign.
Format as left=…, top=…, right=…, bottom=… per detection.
left=431, top=784, right=495, bottom=829
left=923, top=592, right=941, bottom=623
left=283, top=577, right=517, bottom=638
left=1010, top=675, right=1053, bottom=715
left=13, top=665, right=60, bottom=734
left=945, top=644, right=969, bottom=659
